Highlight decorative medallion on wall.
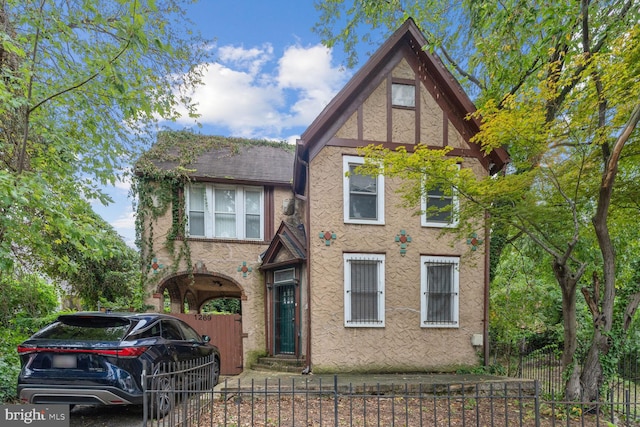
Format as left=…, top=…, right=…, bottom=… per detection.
left=150, top=258, right=164, bottom=274
left=319, top=231, right=337, bottom=246
left=237, top=261, right=253, bottom=277
left=467, top=232, right=484, bottom=251
left=395, top=230, right=412, bottom=256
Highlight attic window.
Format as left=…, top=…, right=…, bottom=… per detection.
left=391, top=83, right=415, bottom=108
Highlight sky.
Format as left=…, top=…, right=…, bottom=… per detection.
left=93, top=1, right=382, bottom=248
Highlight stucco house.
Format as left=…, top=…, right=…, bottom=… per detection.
left=136, top=18, right=508, bottom=375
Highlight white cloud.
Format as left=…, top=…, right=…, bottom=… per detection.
left=178, top=62, right=284, bottom=137
left=112, top=209, right=135, bottom=232
left=175, top=43, right=351, bottom=138
left=277, top=44, right=347, bottom=127
left=217, top=43, right=274, bottom=76
left=114, top=173, right=131, bottom=192
left=111, top=208, right=137, bottom=248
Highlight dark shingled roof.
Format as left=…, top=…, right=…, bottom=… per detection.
left=142, top=133, right=295, bottom=185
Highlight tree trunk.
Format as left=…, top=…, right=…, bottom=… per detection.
left=553, top=258, right=583, bottom=400
left=580, top=330, right=607, bottom=402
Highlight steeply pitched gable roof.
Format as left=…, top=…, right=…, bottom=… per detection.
left=293, top=18, right=509, bottom=194
left=260, top=220, right=307, bottom=270
left=138, top=132, right=295, bottom=185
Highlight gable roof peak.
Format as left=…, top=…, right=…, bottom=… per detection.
left=295, top=17, right=508, bottom=178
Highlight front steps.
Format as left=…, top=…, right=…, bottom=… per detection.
left=253, top=355, right=307, bottom=373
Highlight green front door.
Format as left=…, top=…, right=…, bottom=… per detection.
left=274, top=284, right=295, bottom=354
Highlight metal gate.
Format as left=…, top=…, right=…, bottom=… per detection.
left=173, top=313, right=243, bottom=375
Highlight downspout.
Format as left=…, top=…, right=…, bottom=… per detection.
left=304, top=158, right=312, bottom=370
left=483, top=209, right=490, bottom=366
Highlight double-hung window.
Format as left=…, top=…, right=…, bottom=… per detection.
left=343, top=156, right=384, bottom=224
left=421, top=256, right=459, bottom=328
left=344, top=253, right=385, bottom=327
left=421, top=179, right=458, bottom=228
left=187, top=184, right=263, bottom=240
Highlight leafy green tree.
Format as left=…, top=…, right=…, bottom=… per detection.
left=315, top=0, right=640, bottom=400
left=47, top=212, right=144, bottom=310
left=202, top=298, right=241, bottom=315
left=0, top=0, right=210, bottom=280
left=0, top=273, right=58, bottom=329
left=490, top=240, right=564, bottom=346
left=0, top=273, right=59, bottom=402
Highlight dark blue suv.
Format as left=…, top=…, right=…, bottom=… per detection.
left=17, top=312, right=220, bottom=417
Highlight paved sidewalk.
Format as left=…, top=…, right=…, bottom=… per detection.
left=217, top=369, right=534, bottom=394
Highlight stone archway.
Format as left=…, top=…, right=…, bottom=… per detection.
left=154, top=269, right=246, bottom=375
left=155, top=270, right=245, bottom=314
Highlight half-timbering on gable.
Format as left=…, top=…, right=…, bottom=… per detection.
left=138, top=18, right=508, bottom=375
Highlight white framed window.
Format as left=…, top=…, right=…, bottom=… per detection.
left=421, top=173, right=459, bottom=228
left=343, top=155, right=385, bottom=225
left=421, top=256, right=459, bottom=328
left=391, top=83, right=416, bottom=108
left=188, top=185, right=206, bottom=236
left=344, top=253, right=385, bottom=327
left=186, top=184, right=264, bottom=240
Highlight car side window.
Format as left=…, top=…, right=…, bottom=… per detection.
left=129, top=323, right=161, bottom=340
left=161, top=320, right=184, bottom=340
left=179, top=322, right=202, bottom=343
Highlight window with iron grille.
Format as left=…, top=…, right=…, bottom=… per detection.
left=344, top=253, right=385, bottom=327
left=343, top=155, right=385, bottom=225
left=421, top=256, right=459, bottom=328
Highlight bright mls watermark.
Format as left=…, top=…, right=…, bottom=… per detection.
left=1, top=405, right=68, bottom=426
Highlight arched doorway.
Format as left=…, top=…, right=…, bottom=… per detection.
left=157, top=271, right=245, bottom=313
left=156, top=271, right=245, bottom=374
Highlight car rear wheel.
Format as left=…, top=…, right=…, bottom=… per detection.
left=149, top=363, right=175, bottom=419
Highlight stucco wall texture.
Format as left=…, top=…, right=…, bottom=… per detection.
left=144, top=186, right=296, bottom=366
left=307, top=60, right=487, bottom=372
left=308, top=147, right=485, bottom=372
left=143, top=53, right=490, bottom=373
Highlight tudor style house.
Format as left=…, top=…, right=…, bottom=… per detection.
left=137, top=18, right=508, bottom=375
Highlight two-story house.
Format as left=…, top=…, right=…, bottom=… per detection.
left=137, top=18, right=508, bottom=375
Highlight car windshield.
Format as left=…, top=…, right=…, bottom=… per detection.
left=33, top=316, right=132, bottom=341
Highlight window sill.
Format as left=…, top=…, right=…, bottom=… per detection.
left=184, top=237, right=268, bottom=245
left=344, top=219, right=386, bottom=226
left=421, top=222, right=458, bottom=229
left=421, top=324, right=459, bottom=329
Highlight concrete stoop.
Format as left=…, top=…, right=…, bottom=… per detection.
left=252, top=355, right=307, bottom=373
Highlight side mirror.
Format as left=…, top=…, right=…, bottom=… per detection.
left=202, top=335, right=211, bottom=343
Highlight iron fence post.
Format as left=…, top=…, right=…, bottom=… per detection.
left=142, top=360, right=148, bottom=427
left=534, top=379, right=540, bottom=427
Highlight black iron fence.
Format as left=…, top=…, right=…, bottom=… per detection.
left=493, top=342, right=640, bottom=412
left=142, top=364, right=640, bottom=426
left=143, top=354, right=219, bottom=425
left=140, top=343, right=640, bottom=426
